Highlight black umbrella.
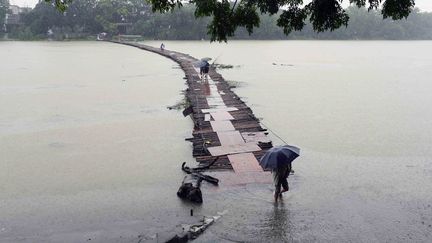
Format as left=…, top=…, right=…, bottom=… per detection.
left=194, top=60, right=208, bottom=68
left=201, top=57, right=212, bottom=61
left=259, top=145, right=300, bottom=169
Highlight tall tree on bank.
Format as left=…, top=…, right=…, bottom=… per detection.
left=45, top=0, right=416, bottom=41
left=93, top=0, right=150, bottom=34
left=0, top=0, right=9, bottom=31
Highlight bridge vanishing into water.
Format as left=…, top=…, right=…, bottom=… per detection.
left=113, top=41, right=273, bottom=185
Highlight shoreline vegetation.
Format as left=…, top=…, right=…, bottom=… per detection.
left=2, top=2, right=432, bottom=41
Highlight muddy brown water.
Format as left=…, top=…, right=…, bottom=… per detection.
left=1, top=41, right=432, bottom=242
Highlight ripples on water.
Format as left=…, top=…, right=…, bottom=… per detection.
left=1, top=41, right=432, bottom=242
left=0, top=41, right=194, bottom=241
left=143, top=40, right=432, bottom=157
left=143, top=40, right=432, bottom=242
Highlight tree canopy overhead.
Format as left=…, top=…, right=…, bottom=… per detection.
left=45, top=0, right=416, bottom=42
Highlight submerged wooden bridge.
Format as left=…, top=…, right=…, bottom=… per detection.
left=114, top=41, right=273, bottom=183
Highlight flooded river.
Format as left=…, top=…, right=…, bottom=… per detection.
left=1, top=41, right=432, bottom=242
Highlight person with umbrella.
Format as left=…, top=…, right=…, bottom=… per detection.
left=199, top=57, right=211, bottom=80
left=259, top=145, right=300, bottom=202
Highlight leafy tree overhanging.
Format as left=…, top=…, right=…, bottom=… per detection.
left=44, top=0, right=416, bottom=42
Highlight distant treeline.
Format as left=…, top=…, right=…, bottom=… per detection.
left=7, top=0, right=432, bottom=40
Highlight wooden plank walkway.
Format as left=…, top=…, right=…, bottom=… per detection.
left=112, top=41, right=273, bottom=183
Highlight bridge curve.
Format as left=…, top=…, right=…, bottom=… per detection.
left=113, top=41, right=273, bottom=184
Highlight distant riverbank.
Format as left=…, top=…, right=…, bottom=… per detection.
left=4, top=4, right=432, bottom=41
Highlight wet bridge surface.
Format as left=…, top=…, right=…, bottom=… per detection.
left=113, top=41, right=273, bottom=184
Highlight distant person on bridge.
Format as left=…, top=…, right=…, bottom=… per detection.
left=160, top=43, right=165, bottom=51
left=200, top=60, right=210, bottom=80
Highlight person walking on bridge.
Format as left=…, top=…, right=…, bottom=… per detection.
left=272, top=163, right=291, bottom=202
left=259, top=145, right=300, bottom=202
left=200, top=60, right=210, bottom=80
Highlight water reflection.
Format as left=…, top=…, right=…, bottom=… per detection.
left=202, top=79, right=211, bottom=96
left=261, top=201, right=294, bottom=242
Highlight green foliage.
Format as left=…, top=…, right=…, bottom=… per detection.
left=145, top=0, right=416, bottom=42
left=42, top=0, right=417, bottom=42
left=234, top=3, right=260, bottom=35
left=286, top=7, right=432, bottom=40
left=277, top=7, right=307, bottom=35
left=39, top=0, right=420, bottom=41
left=306, top=0, right=350, bottom=32
left=44, top=0, right=72, bottom=12
left=94, top=0, right=125, bottom=33
left=12, top=0, right=152, bottom=38
left=382, top=0, right=415, bottom=19
left=147, top=0, right=182, bottom=13
left=0, top=0, right=9, bottom=29
left=11, top=1, right=432, bottom=41
left=21, top=2, right=65, bottom=35
left=207, top=1, right=235, bottom=41
left=12, top=26, right=36, bottom=40
left=131, top=4, right=209, bottom=39
left=94, top=0, right=151, bottom=34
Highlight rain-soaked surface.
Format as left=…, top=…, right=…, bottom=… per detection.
left=1, top=41, right=432, bottom=242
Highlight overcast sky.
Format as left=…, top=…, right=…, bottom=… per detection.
left=9, top=0, right=432, bottom=12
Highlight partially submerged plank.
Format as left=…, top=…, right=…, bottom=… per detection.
left=217, top=131, right=245, bottom=145
left=207, top=101, right=226, bottom=108
left=207, top=143, right=262, bottom=156
left=210, top=121, right=235, bottom=132
left=201, top=107, right=238, bottom=113
left=241, top=132, right=272, bottom=144
left=207, top=171, right=272, bottom=186
left=204, top=114, right=211, bottom=121
left=210, top=111, right=234, bottom=121
left=227, top=153, right=263, bottom=173
left=207, top=97, right=225, bottom=104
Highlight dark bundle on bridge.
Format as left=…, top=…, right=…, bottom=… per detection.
left=112, top=41, right=274, bottom=204
left=177, top=176, right=203, bottom=204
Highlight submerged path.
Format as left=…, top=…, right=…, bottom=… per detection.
left=113, top=41, right=273, bottom=184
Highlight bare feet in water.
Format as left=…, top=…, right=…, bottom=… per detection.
left=273, top=191, right=279, bottom=202
left=274, top=187, right=290, bottom=202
